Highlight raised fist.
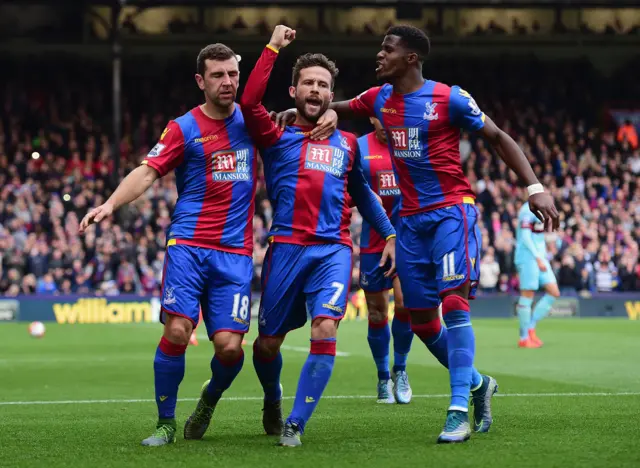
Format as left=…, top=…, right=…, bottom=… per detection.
left=269, top=25, right=296, bottom=50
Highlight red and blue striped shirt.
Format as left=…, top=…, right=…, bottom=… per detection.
left=357, top=132, right=399, bottom=254
left=240, top=46, right=394, bottom=248
left=349, top=81, right=485, bottom=216
left=142, top=105, right=256, bottom=256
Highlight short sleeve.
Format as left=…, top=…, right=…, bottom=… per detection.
left=519, top=207, right=536, bottom=229
left=142, top=121, right=185, bottom=177
left=449, top=85, right=486, bottom=132
left=349, top=87, right=380, bottom=117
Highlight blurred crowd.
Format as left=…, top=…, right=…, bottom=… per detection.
left=0, top=55, right=638, bottom=297
left=122, top=11, right=640, bottom=38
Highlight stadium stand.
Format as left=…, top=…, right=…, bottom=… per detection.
left=0, top=56, right=638, bottom=296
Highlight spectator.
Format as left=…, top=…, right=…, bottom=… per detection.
left=0, top=55, right=638, bottom=296
left=618, top=256, right=640, bottom=291
left=36, top=273, right=58, bottom=294
left=616, top=119, right=638, bottom=149
left=479, top=248, right=501, bottom=292
left=558, top=254, right=581, bottom=291
left=594, top=259, right=618, bottom=292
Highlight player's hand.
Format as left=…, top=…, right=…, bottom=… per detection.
left=270, top=108, right=297, bottom=130
left=529, top=191, right=559, bottom=232
left=310, top=109, right=338, bottom=141
left=536, top=258, right=548, bottom=272
left=380, top=237, right=396, bottom=278
left=79, top=201, right=114, bottom=234
left=269, top=25, right=296, bottom=50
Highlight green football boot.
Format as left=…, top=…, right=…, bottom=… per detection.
left=437, top=410, right=471, bottom=444
left=141, top=420, right=177, bottom=446
left=278, top=422, right=302, bottom=447
left=184, top=379, right=217, bottom=440
left=471, top=375, right=499, bottom=433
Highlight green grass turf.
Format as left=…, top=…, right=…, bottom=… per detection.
left=1, top=319, right=639, bottom=468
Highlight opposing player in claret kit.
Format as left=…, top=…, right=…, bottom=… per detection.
left=278, top=24, right=559, bottom=443
left=357, top=118, right=414, bottom=404
left=240, top=25, right=397, bottom=447
left=80, top=43, right=260, bottom=446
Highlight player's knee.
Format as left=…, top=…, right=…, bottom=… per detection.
left=213, top=332, right=244, bottom=361
left=409, top=308, right=439, bottom=325
left=311, top=317, right=338, bottom=340
left=441, top=294, right=470, bottom=328
left=215, top=342, right=243, bottom=362
left=163, top=315, right=192, bottom=345
left=547, top=286, right=561, bottom=298
left=365, top=294, right=388, bottom=324
left=254, top=335, right=283, bottom=358
left=520, top=289, right=535, bottom=299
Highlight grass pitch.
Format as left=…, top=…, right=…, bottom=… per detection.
left=2, top=319, right=639, bottom=468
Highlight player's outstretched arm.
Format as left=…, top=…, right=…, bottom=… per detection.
left=240, top=25, right=295, bottom=149
left=449, top=86, right=558, bottom=231
left=479, top=116, right=559, bottom=231
left=79, top=164, right=158, bottom=234
left=80, top=120, right=184, bottom=234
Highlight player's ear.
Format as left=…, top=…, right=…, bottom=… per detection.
left=406, top=52, right=418, bottom=66
left=328, top=91, right=334, bottom=103
left=195, top=74, right=205, bottom=91
left=288, top=86, right=296, bottom=99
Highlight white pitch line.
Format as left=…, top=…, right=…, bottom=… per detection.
left=1, top=391, right=638, bottom=406
left=195, top=335, right=352, bottom=357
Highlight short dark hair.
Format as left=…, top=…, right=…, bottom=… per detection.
left=197, top=43, right=237, bottom=76
left=292, top=53, right=339, bottom=90
left=385, top=25, right=431, bottom=62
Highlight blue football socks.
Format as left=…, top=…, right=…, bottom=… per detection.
left=367, top=318, right=391, bottom=380
left=154, top=336, right=187, bottom=421
left=287, top=338, right=336, bottom=433
left=391, top=311, right=413, bottom=374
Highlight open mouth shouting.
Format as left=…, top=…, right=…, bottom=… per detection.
left=305, top=95, right=323, bottom=113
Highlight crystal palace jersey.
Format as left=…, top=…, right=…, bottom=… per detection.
left=142, top=105, right=256, bottom=256
left=349, top=81, right=486, bottom=216
left=357, top=132, right=399, bottom=254
left=239, top=46, right=394, bottom=248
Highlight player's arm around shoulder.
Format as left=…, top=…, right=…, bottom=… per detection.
left=304, top=87, right=382, bottom=141
left=281, top=87, right=384, bottom=142
left=334, top=86, right=382, bottom=119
